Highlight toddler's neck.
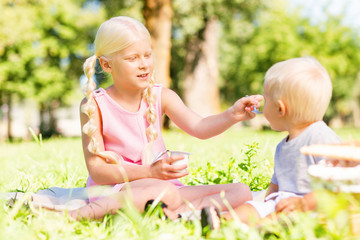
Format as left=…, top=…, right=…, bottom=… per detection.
left=287, top=121, right=316, bottom=141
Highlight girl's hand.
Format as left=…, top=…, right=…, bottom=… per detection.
left=149, top=155, right=188, bottom=180
left=230, top=95, right=263, bottom=122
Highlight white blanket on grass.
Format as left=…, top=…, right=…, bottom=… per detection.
left=1, top=187, right=267, bottom=211
left=2, top=187, right=88, bottom=211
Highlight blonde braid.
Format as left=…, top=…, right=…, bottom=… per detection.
left=81, top=55, right=121, bottom=164
left=144, top=74, right=158, bottom=141
left=141, top=73, right=158, bottom=165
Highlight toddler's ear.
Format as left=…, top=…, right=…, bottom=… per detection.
left=99, top=56, right=112, bottom=73
left=277, top=100, right=287, bottom=117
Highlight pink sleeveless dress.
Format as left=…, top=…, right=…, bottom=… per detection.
left=86, top=84, right=184, bottom=200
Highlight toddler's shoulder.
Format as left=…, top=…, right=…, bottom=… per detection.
left=307, top=121, right=341, bottom=144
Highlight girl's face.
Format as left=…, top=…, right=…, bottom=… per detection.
left=110, top=37, right=154, bottom=91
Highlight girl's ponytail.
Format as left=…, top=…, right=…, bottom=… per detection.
left=141, top=74, right=158, bottom=165
left=81, top=55, right=121, bottom=164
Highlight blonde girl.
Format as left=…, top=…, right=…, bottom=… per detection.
left=70, top=16, right=263, bottom=220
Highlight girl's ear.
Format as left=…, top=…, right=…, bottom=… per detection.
left=99, top=56, right=112, bottom=73
left=277, top=99, right=287, bottom=117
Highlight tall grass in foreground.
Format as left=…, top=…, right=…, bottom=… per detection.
left=0, top=127, right=360, bottom=239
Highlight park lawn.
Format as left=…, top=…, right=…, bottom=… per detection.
left=0, top=126, right=360, bottom=239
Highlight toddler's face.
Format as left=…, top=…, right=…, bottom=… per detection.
left=263, top=86, right=286, bottom=132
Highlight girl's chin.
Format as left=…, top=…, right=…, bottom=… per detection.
left=139, top=82, right=151, bottom=90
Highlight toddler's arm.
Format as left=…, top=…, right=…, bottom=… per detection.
left=264, top=182, right=279, bottom=200
left=162, top=88, right=263, bottom=139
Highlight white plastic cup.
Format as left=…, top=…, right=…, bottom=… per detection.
left=170, top=151, right=190, bottom=172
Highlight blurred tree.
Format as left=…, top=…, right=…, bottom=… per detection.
left=220, top=0, right=360, bottom=126
left=0, top=0, right=105, bottom=139
left=98, top=0, right=143, bottom=20
left=0, top=1, right=39, bottom=140
left=143, top=0, right=173, bottom=88
left=171, top=0, right=265, bottom=116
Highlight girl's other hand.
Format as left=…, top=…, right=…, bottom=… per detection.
left=149, top=155, right=188, bottom=180
left=230, top=94, right=263, bottom=121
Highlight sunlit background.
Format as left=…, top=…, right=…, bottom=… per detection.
left=0, top=0, right=359, bottom=141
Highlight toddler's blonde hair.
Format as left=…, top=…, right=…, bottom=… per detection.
left=264, top=57, right=332, bottom=124
left=81, top=16, right=158, bottom=164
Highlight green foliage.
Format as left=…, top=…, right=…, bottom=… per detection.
left=219, top=0, right=360, bottom=122
left=0, top=0, right=104, bottom=101
left=0, top=0, right=106, bottom=137
left=185, top=141, right=271, bottom=191
left=28, top=127, right=43, bottom=147
left=98, top=0, right=143, bottom=20
left=1, top=128, right=360, bottom=238
left=237, top=142, right=270, bottom=191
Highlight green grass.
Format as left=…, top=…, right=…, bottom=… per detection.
left=1, top=127, right=360, bottom=239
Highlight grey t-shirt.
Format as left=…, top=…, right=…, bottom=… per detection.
left=271, top=121, right=341, bottom=195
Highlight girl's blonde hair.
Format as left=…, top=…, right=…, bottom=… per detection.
left=81, top=16, right=158, bottom=164
left=264, top=57, right=332, bottom=124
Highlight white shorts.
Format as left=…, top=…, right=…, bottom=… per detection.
left=246, top=191, right=302, bottom=218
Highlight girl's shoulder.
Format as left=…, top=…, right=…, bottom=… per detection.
left=153, top=84, right=165, bottom=97
left=153, top=83, right=162, bottom=89
left=93, top=87, right=106, bottom=96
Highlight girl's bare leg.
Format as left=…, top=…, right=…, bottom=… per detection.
left=68, top=178, right=183, bottom=220
left=176, top=183, right=252, bottom=213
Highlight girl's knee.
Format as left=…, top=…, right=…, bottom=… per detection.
left=152, top=181, right=182, bottom=208
left=228, top=183, right=252, bottom=201
left=153, top=180, right=178, bottom=193
left=144, top=187, right=181, bottom=210
left=127, top=179, right=182, bottom=211
left=141, top=180, right=180, bottom=199
left=131, top=178, right=166, bottom=186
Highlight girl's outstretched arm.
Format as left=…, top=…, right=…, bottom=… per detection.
left=162, top=87, right=263, bottom=139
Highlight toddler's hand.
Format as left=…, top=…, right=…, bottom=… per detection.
left=230, top=95, right=263, bottom=121
left=149, top=155, right=188, bottom=180
left=275, top=197, right=308, bottom=213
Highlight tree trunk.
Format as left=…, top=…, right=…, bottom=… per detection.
left=183, top=17, right=221, bottom=116
left=39, top=101, right=59, bottom=138
left=143, top=0, right=173, bottom=88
